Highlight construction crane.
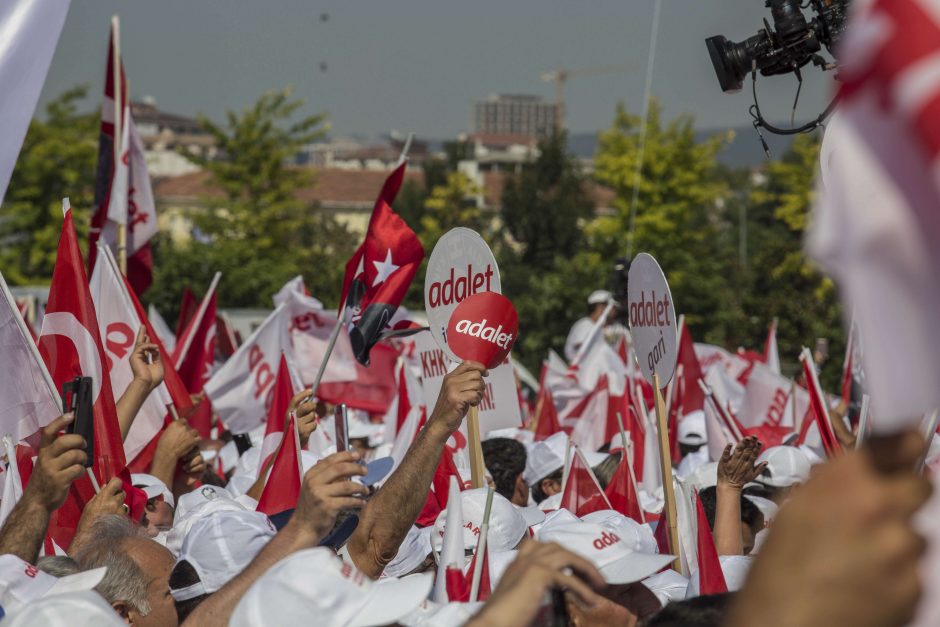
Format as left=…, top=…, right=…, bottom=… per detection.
left=540, top=63, right=635, bottom=131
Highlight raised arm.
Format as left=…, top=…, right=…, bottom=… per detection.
left=182, top=450, right=368, bottom=627
left=116, top=327, right=164, bottom=440
left=714, top=436, right=766, bottom=556
left=0, top=414, right=86, bottom=562
left=346, top=361, right=487, bottom=578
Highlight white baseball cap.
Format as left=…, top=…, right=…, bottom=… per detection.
left=523, top=432, right=567, bottom=486
left=131, top=473, right=175, bottom=509
left=382, top=526, right=432, bottom=579
left=677, top=411, right=706, bottom=446
left=685, top=461, right=719, bottom=492
left=587, top=290, right=614, bottom=305
left=398, top=599, right=483, bottom=627
left=537, top=491, right=563, bottom=512
left=642, top=569, right=689, bottom=607
left=0, top=555, right=106, bottom=616
left=755, top=446, right=811, bottom=488
left=580, top=510, right=658, bottom=555
left=171, top=510, right=277, bottom=601
left=167, top=486, right=248, bottom=556
left=230, top=548, right=433, bottom=627
left=743, top=494, right=778, bottom=523
left=3, top=590, right=124, bottom=627
left=432, top=488, right=539, bottom=554
left=537, top=521, right=674, bottom=584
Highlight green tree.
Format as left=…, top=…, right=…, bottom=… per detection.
left=497, top=132, right=601, bottom=369
left=0, top=87, right=97, bottom=284
left=592, top=100, right=737, bottom=345
left=743, top=132, right=844, bottom=384
left=149, top=88, right=357, bottom=311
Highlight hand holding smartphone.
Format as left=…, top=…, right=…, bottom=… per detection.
left=61, top=376, right=94, bottom=467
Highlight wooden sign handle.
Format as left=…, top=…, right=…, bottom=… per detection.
left=653, top=373, right=681, bottom=572
left=467, top=405, right=487, bottom=489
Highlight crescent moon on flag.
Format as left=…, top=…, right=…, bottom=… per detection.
left=41, top=312, right=104, bottom=405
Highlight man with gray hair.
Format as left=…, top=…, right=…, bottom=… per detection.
left=73, top=514, right=178, bottom=627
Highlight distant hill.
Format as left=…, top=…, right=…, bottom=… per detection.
left=567, top=124, right=799, bottom=169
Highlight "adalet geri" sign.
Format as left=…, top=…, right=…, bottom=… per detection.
left=627, top=253, right=678, bottom=386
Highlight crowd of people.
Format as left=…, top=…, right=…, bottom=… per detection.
left=0, top=286, right=935, bottom=627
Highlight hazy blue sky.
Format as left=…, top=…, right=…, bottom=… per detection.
left=40, top=0, right=837, bottom=139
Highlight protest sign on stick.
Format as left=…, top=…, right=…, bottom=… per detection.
left=628, top=252, right=680, bottom=570
left=425, top=228, right=503, bottom=488
left=446, top=292, right=518, bottom=488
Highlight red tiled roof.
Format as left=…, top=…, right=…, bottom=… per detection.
left=153, top=168, right=424, bottom=209
left=481, top=171, right=616, bottom=210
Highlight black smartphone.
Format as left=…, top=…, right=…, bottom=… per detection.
left=232, top=433, right=253, bottom=456
left=334, top=404, right=349, bottom=453
left=61, top=377, right=94, bottom=467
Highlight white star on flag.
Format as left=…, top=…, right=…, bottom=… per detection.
left=372, top=249, right=400, bottom=286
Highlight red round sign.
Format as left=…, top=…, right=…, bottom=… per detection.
left=446, top=292, right=518, bottom=369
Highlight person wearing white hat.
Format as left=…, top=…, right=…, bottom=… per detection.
left=564, top=289, right=615, bottom=363
left=3, top=591, right=125, bottom=627
left=431, top=488, right=545, bottom=557
left=132, top=473, right=175, bottom=540
left=230, top=547, right=433, bottom=627
left=536, top=520, right=674, bottom=585
left=580, top=510, right=659, bottom=555
left=676, top=410, right=709, bottom=479
left=524, top=432, right=607, bottom=505
left=165, top=485, right=249, bottom=557
left=0, top=554, right=107, bottom=618
left=754, top=445, right=812, bottom=504
left=168, top=509, right=277, bottom=621
left=381, top=526, right=433, bottom=579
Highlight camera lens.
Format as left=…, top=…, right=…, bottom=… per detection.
left=706, top=35, right=750, bottom=93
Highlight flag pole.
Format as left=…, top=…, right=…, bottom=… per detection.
left=312, top=137, right=416, bottom=400
left=111, top=15, right=127, bottom=275
left=467, top=405, right=487, bottom=489
left=653, top=373, right=680, bottom=571
left=469, top=488, right=494, bottom=601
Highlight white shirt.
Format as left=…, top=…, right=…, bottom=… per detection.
left=564, top=317, right=595, bottom=363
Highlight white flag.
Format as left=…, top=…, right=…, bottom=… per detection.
left=0, top=0, right=71, bottom=205
left=0, top=272, right=60, bottom=444
left=100, top=110, right=158, bottom=255
left=89, top=245, right=169, bottom=461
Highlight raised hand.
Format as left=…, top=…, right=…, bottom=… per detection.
left=128, top=326, right=164, bottom=392
left=290, top=390, right=319, bottom=448
left=31, top=413, right=88, bottom=511
left=428, top=362, right=488, bottom=434
left=718, top=436, right=768, bottom=490
left=294, top=451, right=369, bottom=542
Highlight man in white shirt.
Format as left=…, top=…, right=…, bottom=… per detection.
left=564, top=290, right=614, bottom=363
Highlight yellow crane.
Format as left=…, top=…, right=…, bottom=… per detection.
left=540, top=63, right=636, bottom=131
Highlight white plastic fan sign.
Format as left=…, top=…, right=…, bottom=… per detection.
left=424, top=228, right=501, bottom=362
left=627, top=252, right=678, bottom=386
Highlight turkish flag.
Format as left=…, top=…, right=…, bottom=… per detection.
left=173, top=276, right=219, bottom=393
left=533, top=386, right=562, bottom=441
left=259, top=355, right=295, bottom=471
left=559, top=448, right=611, bottom=516
left=175, top=287, right=197, bottom=339
left=695, top=491, right=728, bottom=595
left=340, top=163, right=424, bottom=365
left=256, top=413, right=303, bottom=516
left=39, top=207, right=126, bottom=483
left=605, top=448, right=646, bottom=524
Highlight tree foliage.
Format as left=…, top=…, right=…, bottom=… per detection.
left=149, top=88, right=358, bottom=315
left=0, top=87, right=97, bottom=284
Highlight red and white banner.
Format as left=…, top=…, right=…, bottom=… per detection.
left=739, top=361, right=808, bottom=430
left=38, top=205, right=126, bottom=483
left=173, top=274, right=219, bottom=393
left=204, top=287, right=354, bottom=433
left=0, top=272, right=59, bottom=445
left=414, top=330, right=521, bottom=462
left=89, top=245, right=170, bottom=462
